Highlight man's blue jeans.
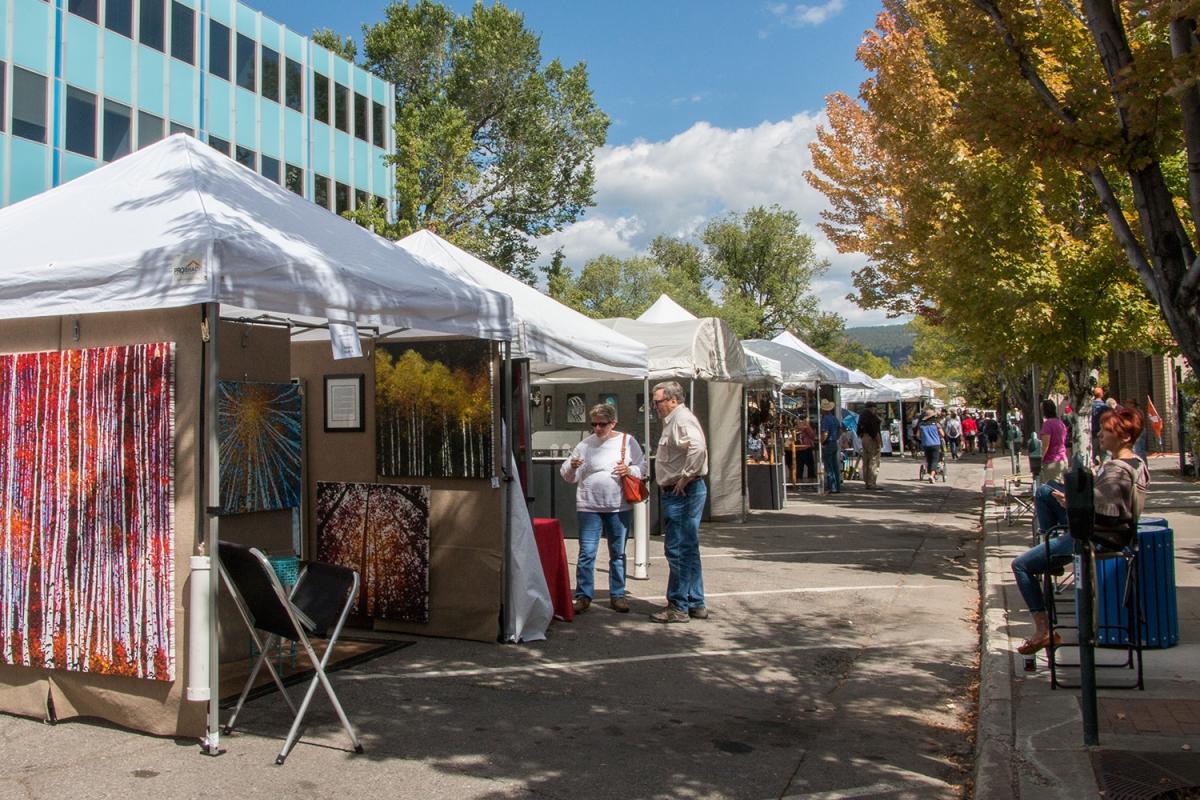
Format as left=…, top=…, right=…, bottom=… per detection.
left=822, top=445, right=841, bottom=492
left=574, top=510, right=631, bottom=600
left=662, top=480, right=706, bottom=610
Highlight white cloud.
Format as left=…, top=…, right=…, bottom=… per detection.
left=769, top=0, right=846, bottom=28
left=535, top=111, right=899, bottom=326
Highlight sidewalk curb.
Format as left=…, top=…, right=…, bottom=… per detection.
left=974, top=500, right=1019, bottom=800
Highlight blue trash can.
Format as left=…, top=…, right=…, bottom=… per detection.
left=1092, top=526, right=1179, bottom=648
left=1138, top=517, right=1169, bottom=530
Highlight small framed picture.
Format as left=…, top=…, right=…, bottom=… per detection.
left=324, top=374, right=365, bottom=432
left=599, top=392, right=618, bottom=409
left=566, top=393, right=586, bottom=423
left=544, top=395, right=554, bottom=426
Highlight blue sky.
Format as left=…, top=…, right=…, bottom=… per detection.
left=251, top=1, right=891, bottom=325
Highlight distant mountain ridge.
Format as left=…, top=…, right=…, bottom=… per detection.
left=844, top=323, right=915, bottom=368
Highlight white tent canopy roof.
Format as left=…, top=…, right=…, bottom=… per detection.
left=744, top=351, right=784, bottom=388
left=770, top=331, right=859, bottom=386
left=398, top=230, right=647, bottom=381
left=0, top=135, right=515, bottom=339
left=841, top=369, right=902, bottom=403
left=879, top=374, right=935, bottom=401
left=637, top=293, right=697, bottom=324
left=597, top=315, right=749, bottom=382
left=742, top=339, right=823, bottom=388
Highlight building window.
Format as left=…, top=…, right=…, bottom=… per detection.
left=314, top=174, right=331, bottom=209
left=106, top=0, right=132, bottom=38
left=169, top=122, right=193, bottom=136
left=372, top=101, right=385, bottom=147
left=235, top=34, right=255, bottom=92
left=285, top=164, right=304, bottom=195
left=139, top=0, right=165, bottom=52
left=260, top=46, right=280, bottom=103
left=208, top=135, right=231, bottom=156
left=65, top=86, right=97, bottom=157
left=68, top=0, right=98, bottom=24
left=138, top=110, right=164, bottom=149
left=285, top=59, right=303, bottom=112
left=335, top=181, right=350, bottom=214
left=353, top=93, right=368, bottom=142
left=11, top=68, right=48, bottom=143
left=260, top=154, right=280, bottom=183
left=334, top=83, right=349, bottom=132
left=313, top=72, right=329, bottom=124
left=0, top=62, right=6, bottom=133
left=355, top=189, right=369, bottom=209
left=235, top=145, right=255, bottom=170
left=209, top=21, right=231, bottom=80
left=103, top=100, right=132, bottom=161
left=170, top=2, right=194, bottom=65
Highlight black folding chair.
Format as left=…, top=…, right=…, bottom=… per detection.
left=218, top=542, right=364, bottom=764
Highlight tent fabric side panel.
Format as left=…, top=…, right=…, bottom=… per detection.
left=0, top=308, right=206, bottom=738
left=707, top=382, right=746, bottom=522
left=292, top=341, right=503, bottom=643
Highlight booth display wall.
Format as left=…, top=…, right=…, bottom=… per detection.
left=291, top=341, right=503, bottom=643
left=0, top=307, right=206, bottom=738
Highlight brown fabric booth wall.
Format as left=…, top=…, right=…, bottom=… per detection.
left=0, top=307, right=206, bottom=738
left=291, top=340, right=502, bottom=644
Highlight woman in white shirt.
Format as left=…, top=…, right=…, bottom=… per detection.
left=561, top=403, right=647, bottom=614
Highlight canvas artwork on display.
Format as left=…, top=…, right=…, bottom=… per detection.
left=376, top=341, right=493, bottom=478
left=0, top=343, right=176, bottom=681
left=316, top=482, right=431, bottom=623
left=599, top=392, right=618, bottom=410
left=217, top=381, right=303, bottom=514
left=565, top=393, right=586, bottom=423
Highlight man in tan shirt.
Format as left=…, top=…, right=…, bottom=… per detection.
left=649, top=380, right=709, bottom=623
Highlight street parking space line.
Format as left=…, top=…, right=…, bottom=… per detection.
left=705, top=584, right=938, bottom=598
left=704, top=547, right=925, bottom=559
left=388, top=638, right=954, bottom=680
left=778, top=764, right=956, bottom=799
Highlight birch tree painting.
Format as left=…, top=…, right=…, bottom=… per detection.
left=217, top=381, right=303, bottom=515
left=0, top=343, right=175, bottom=681
left=375, top=341, right=493, bottom=478
left=316, top=482, right=430, bottom=623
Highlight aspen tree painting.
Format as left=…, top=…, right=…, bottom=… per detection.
left=0, top=343, right=175, bottom=681
left=375, top=341, right=493, bottom=478
left=316, top=482, right=430, bottom=623
left=217, top=381, right=303, bottom=515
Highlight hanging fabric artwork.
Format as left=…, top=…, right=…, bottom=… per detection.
left=217, top=381, right=303, bottom=514
left=0, top=343, right=175, bottom=681
left=316, top=481, right=431, bottom=623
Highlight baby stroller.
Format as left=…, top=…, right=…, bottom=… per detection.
left=918, top=447, right=948, bottom=483
left=841, top=447, right=862, bottom=481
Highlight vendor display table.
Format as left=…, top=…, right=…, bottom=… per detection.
left=532, top=518, right=574, bottom=621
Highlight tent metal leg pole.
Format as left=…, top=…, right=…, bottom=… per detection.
left=202, top=302, right=222, bottom=756
left=501, top=342, right=515, bottom=641
left=633, top=376, right=651, bottom=580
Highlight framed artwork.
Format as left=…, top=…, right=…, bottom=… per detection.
left=544, top=395, right=554, bottom=426
left=566, top=393, right=587, bottom=424
left=0, top=343, right=176, bottom=681
left=316, top=482, right=430, bottom=623
left=599, top=392, right=618, bottom=409
left=324, top=373, right=365, bottom=432
left=376, top=340, right=494, bottom=478
left=637, top=393, right=646, bottom=421
left=218, top=381, right=303, bottom=514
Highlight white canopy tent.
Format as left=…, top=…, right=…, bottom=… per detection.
left=879, top=374, right=936, bottom=401
left=742, top=339, right=825, bottom=388
left=841, top=370, right=902, bottom=404
left=0, top=135, right=533, bottom=750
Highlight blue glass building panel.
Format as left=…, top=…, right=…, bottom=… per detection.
left=64, top=16, right=102, bottom=93
left=137, top=48, right=167, bottom=116
left=373, top=158, right=390, bottom=201
left=234, top=87, right=257, bottom=145
left=310, top=123, right=330, bottom=174
left=8, top=137, right=48, bottom=202
left=259, top=16, right=281, bottom=50
left=353, top=67, right=368, bottom=96
left=0, top=6, right=7, bottom=60
left=62, top=151, right=99, bottom=183
left=333, top=129, right=350, bottom=183
left=169, top=60, right=196, bottom=125
left=354, top=139, right=369, bottom=187
left=259, top=101, right=280, bottom=157
left=103, top=31, right=134, bottom=104
left=176, top=0, right=196, bottom=8
left=205, top=78, right=231, bottom=138
left=371, top=75, right=390, bottom=106
left=235, top=3, right=257, bottom=36
left=208, top=0, right=232, bottom=25
left=12, top=0, right=52, bottom=74
left=0, top=134, right=6, bottom=190
left=283, top=107, right=303, bottom=163
left=333, top=56, right=350, bottom=86
left=283, top=29, right=303, bottom=62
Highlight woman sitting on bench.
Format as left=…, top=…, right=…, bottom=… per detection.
left=1009, top=406, right=1150, bottom=655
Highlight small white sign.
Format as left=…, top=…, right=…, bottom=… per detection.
left=328, top=321, right=363, bottom=360
left=172, top=255, right=206, bottom=285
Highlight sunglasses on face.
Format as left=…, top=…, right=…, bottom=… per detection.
left=590, top=421, right=612, bottom=428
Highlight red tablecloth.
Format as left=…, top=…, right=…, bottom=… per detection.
left=532, top=518, right=574, bottom=621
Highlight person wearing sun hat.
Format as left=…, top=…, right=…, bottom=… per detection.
left=819, top=398, right=842, bottom=494
left=918, top=407, right=944, bottom=482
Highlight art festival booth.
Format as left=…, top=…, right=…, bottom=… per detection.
left=877, top=375, right=939, bottom=455
left=0, top=135, right=531, bottom=754
left=556, top=294, right=752, bottom=532
left=395, top=229, right=649, bottom=619
left=842, top=372, right=902, bottom=455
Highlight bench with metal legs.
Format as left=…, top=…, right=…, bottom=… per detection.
left=218, top=542, right=365, bottom=764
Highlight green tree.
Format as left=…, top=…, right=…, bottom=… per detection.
left=356, top=0, right=609, bottom=282
left=311, top=28, right=357, bottom=61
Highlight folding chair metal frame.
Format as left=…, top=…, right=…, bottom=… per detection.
left=218, top=542, right=365, bottom=764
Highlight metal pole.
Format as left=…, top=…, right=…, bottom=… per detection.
left=632, top=375, right=651, bottom=579
left=1077, top=539, right=1100, bottom=745
left=501, top=342, right=515, bottom=641
left=201, top=302, right=222, bottom=756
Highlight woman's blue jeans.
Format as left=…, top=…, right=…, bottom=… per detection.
left=1011, top=533, right=1074, bottom=613
left=574, top=510, right=631, bottom=600
left=661, top=480, right=706, bottom=610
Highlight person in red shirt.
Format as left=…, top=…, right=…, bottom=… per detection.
left=961, top=413, right=979, bottom=455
